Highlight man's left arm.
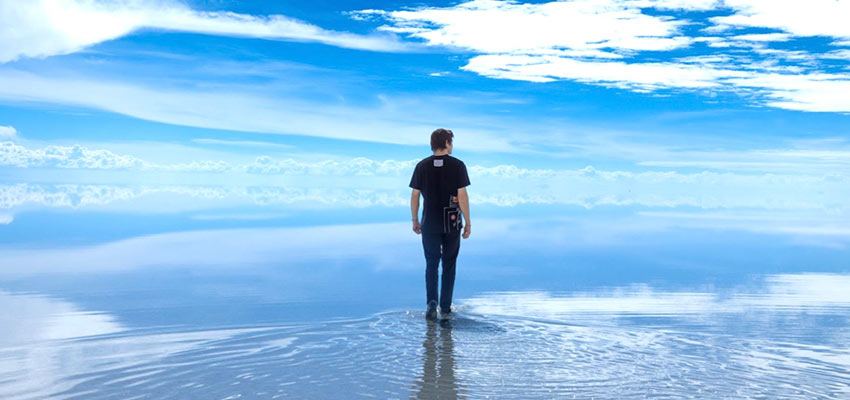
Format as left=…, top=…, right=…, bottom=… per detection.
left=411, top=189, right=421, bottom=234
left=457, top=187, right=470, bottom=239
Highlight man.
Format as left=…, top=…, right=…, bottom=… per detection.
left=409, top=128, right=471, bottom=321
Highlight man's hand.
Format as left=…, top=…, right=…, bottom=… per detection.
left=413, top=220, right=421, bottom=235
left=462, top=223, right=471, bottom=239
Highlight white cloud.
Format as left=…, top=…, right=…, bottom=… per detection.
left=713, top=1, right=850, bottom=39
left=729, top=73, right=850, bottom=113
left=365, top=0, right=692, bottom=55
left=0, top=125, right=16, bottom=139
left=367, top=0, right=850, bottom=112
left=0, top=0, right=408, bottom=63
left=637, top=0, right=721, bottom=10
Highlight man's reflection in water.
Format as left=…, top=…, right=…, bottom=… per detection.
left=411, top=320, right=460, bottom=399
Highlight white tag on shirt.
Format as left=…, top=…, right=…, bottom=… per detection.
left=433, top=159, right=444, bottom=167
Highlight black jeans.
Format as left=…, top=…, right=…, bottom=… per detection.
left=421, top=230, right=461, bottom=312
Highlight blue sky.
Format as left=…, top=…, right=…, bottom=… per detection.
left=0, top=0, right=849, bottom=234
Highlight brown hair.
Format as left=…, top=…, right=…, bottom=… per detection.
left=430, top=128, right=454, bottom=151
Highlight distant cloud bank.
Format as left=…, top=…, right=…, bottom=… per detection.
left=1, top=140, right=846, bottom=215
left=0, top=141, right=418, bottom=174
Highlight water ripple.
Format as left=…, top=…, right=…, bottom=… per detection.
left=3, top=311, right=848, bottom=399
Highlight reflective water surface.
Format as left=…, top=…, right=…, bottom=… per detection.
left=1, top=184, right=849, bottom=399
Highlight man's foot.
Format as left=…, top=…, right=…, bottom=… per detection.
left=425, top=301, right=438, bottom=320
left=440, top=306, right=453, bottom=320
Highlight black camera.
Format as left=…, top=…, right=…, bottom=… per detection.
left=442, top=195, right=462, bottom=234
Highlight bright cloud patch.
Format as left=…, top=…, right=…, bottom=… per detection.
left=0, top=125, right=16, bottom=139
left=712, top=1, right=850, bottom=38
left=364, top=0, right=850, bottom=112
left=0, top=0, right=406, bottom=63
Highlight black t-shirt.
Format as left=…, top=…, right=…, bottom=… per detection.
left=409, top=154, right=471, bottom=234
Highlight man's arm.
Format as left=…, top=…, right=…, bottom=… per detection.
left=411, top=189, right=421, bottom=234
left=457, top=187, right=471, bottom=239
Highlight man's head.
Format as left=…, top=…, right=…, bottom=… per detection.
left=430, top=128, right=454, bottom=153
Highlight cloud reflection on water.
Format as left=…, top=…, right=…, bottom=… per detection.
left=464, top=273, right=850, bottom=319
left=0, top=291, right=123, bottom=346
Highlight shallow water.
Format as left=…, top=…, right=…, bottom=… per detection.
left=1, top=194, right=850, bottom=398
left=3, top=309, right=850, bottom=399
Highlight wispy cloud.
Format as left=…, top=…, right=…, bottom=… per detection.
left=363, top=0, right=850, bottom=112
left=0, top=0, right=409, bottom=63
left=0, top=69, right=514, bottom=151
left=191, top=138, right=294, bottom=150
